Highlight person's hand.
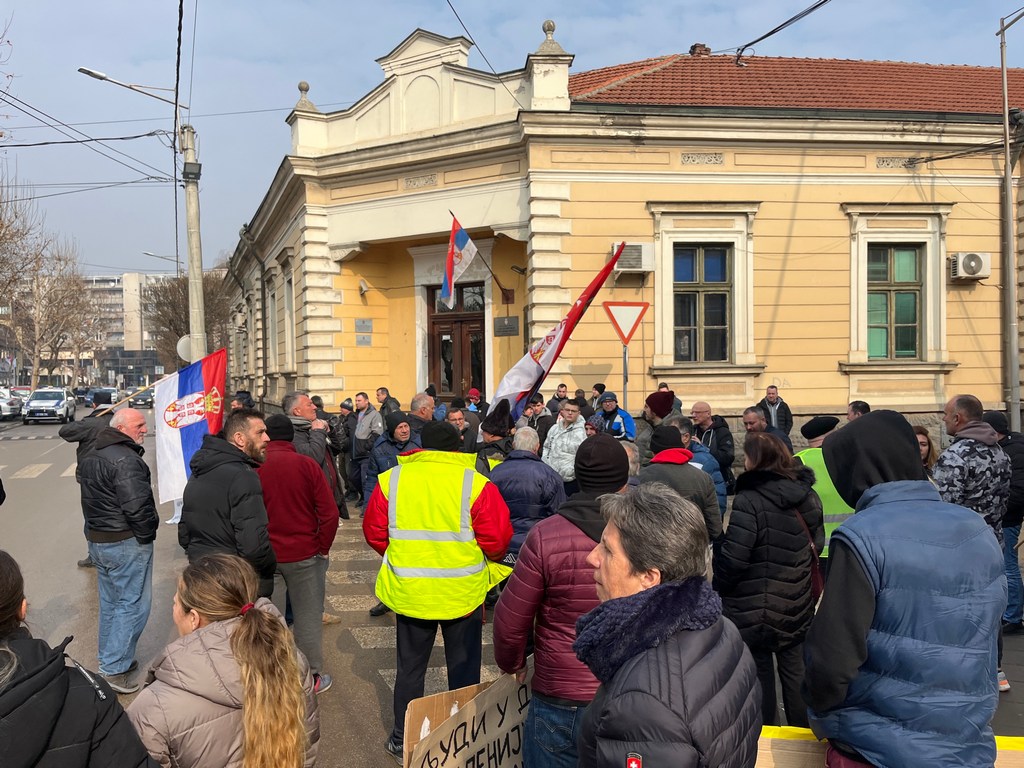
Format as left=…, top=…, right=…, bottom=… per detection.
left=312, top=418, right=328, bottom=431
left=514, top=667, right=528, bottom=684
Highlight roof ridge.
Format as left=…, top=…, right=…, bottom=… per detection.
left=573, top=53, right=687, bottom=100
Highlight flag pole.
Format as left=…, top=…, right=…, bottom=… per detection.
left=94, top=376, right=170, bottom=416
left=447, top=211, right=513, bottom=303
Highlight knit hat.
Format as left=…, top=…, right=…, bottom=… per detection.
left=480, top=399, right=513, bottom=437
left=467, top=388, right=481, bottom=398
left=650, top=425, right=684, bottom=454
left=983, top=410, right=1010, bottom=435
left=450, top=397, right=467, bottom=409
left=385, top=411, right=410, bottom=438
left=645, top=391, right=675, bottom=419
left=800, top=415, right=839, bottom=441
left=586, top=413, right=604, bottom=430
left=574, top=434, right=630, bottom=493
left=822, top=410, right=925, bottom=508
left=425, top=383, right=438, bottom=398
left=264, top=413, right=294, bottom=442
left=592, top=383, right=606, bottom=395
left=597, top=392, right=618, bottom=405
left=421, top=420, right=461, bottom=451
left=340, top=398, right=354, bottom=411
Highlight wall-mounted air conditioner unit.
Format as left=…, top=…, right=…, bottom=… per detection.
left=612, top=242, right=654, bottom=274
left=949, top=252, right=991, bottom=280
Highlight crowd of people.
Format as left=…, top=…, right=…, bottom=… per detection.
left=1, top=380, right=1021, bottom=767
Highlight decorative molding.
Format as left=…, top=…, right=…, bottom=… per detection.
left=329, top=242, right=367, bottom=263
left=403, top=173, right=437, bottom=190
left=838, top=360, right=959, bottom=375
left=876, top=156, right=916, bottom=169
left=648, top=363, right=766, bottom=377
left=681, top=152, right=724, bottom=165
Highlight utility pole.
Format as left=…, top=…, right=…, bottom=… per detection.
left=180, top=124, right=207, bottom=360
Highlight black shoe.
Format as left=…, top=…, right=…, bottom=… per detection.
left=344, top=492, right=359, bottom=502
left=1004, top=620, right=1024, bottom=635
left=385, top=737, right=403, bottom=763
left=77, top=556, right=95, bottom=568
left=369, top=601, right=391, bottom=617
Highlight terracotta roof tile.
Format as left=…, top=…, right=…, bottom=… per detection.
left=568, top=54, right=1024, bottom=116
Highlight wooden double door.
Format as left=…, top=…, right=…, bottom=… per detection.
left=427, top=283, right=485, bottom=400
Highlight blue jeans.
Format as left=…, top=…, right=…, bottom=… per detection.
left=1005, top=524, right=1023, bottom=624
left=88, top=538, right=153, bottom=675
left=523, top=695, right=588, bottom=768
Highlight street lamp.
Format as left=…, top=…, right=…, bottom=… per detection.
left=78, top=65, right=207, bottom=362
left=998, top=12, right=1024, bottom=432
left=142, top=251, right=181, bottom=277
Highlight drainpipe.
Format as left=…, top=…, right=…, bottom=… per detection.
left=239, top=224, right=269, bottom=412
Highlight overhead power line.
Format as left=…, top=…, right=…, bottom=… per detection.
left=7, top=178, right=173, bottom=204
left=735, top=0, right=834, bottom=65
left=445, top=0, right=527, bottom=111
left=0, top=130, right=170, bottom=148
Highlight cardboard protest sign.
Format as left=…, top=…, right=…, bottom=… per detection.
left=405, top=669, right=533, bottom=768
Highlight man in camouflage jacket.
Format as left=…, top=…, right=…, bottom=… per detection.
left=933, top=394, right=1012, bottom=544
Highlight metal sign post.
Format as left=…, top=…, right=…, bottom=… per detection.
left=603, top=301, right=650, bottom=413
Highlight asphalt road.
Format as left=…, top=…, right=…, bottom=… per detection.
left=1, top=410, right=1023, bottom=764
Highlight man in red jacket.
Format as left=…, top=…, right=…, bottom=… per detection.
left=492, top=433, right=629, bottom=768
left=257, top=413, right=339, bottom=694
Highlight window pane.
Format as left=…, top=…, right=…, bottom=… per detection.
left=439, top=333, right=453, bottom=391
left=867, top=248, right=888, bottom=283
left=704, top=293, right=728, bottom=326
left=893, top=249, right=918, bottom=283
left=673, top=247, right=696, bottom=283
left=463, top=285, right=484, bottom=312
left=705, top=328, right=728, bottom=361
left=674, top=329, right=697, bottom=362
left=894, top=292, right=918, bottom=325
left=703, top=249, right=728, bottom=282
left=868, top=327, right=889, bottom=359
left=434, top=289, right=455, bottom=313
left=469, top=330, right=484, bottom=391
left=674, top=293, right=697, bottom=327
left=894, top=326, right=918, bottom=358
left=867, top=292, right=888, bottom=325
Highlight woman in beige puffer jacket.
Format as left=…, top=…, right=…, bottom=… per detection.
left=127, top=554, right=319, bottom=768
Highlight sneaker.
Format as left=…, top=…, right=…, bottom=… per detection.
left=102, top=671, right=140, bottom=695
left=369, top=601, right=392, bottom=617
left=126, top=659, right=139, bottom=674
left=385, top=737, right=403, bottom=763
left=313, top=672, right=333, bottom=694
left=999, top=670, right=1011, bottom=692
left=77, top=556, right=95, bottom=568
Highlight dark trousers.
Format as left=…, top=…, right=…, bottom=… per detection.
left=392, top=607, right=483, bottom=744
left=750, top=642, right=809, bottom=727
left=349, top=457, right=366, bottom=501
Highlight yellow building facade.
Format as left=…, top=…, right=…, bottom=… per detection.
left=226, top=23, right=1023, bottom=422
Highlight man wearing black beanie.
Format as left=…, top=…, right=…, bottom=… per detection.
left=493, top=434, right=629, bottom=767
left=803, top=410, right=1004, bottom=767
left=362, top=416, right=512, bottom=759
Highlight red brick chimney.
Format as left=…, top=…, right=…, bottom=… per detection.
left=689, top=43, right=711, bottom=56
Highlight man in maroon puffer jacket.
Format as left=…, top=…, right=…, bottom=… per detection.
left=492, top=434, right=629, bottom=768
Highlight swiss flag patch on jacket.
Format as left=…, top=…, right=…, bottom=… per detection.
left=626, top=753, right=642, bottom=768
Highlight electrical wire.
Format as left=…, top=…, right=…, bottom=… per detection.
left=444, top=0, right=527, bottom=112
left=186, top=0, right=198, bottom=123
left=735, top=0, right=834, bottom=65
left=174, top=0, right=185, bottom=274
left=0, top=130, right=170, bottom=148
left=8, top=179, right=172, bottom=203
left=0, top=90, right=172, bottom=180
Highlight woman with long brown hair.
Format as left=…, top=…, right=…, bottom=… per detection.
left=0, top=549, right=155, bottom=767
left=913, top=425, right=938, bottom=477
left=713, top=432, right=824, bottom=729
left=127, top=554, right=319, bottom=768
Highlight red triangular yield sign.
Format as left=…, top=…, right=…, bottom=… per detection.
left=603, top=301, right=649, bottom=345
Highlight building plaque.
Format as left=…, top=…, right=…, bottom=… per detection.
left=494, top=317, right=520, bottom=337
left=355, top=319, right=373, bottom=333
left=355, top=334, right=372, bottom=347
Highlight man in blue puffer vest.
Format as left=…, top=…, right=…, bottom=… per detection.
left=803, top=410, right=1004, bottom=768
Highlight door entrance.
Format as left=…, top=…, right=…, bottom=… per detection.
left=427, top=283, right=485, bottom=400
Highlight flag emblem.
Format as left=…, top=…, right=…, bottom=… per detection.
left=626, top=753, right=643, bottom=768
left=163, top=387, right=223, bottom=429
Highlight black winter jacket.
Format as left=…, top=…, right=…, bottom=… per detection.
left=756, top=397, right=794, bottom=436
left=59, top=410, right=115, bottom=469
left=575, top=578, right=761, bottom=768
left=289, top=417, right=346, bottom=515
left=0, top=629, right=156, bottom=768
left=713, top=467, right=824, bottom=649
left=365, top=432, right=421, bottom=497
left=77, top=429, right=158, bottom=544
left=179, top=434, right=277, bottom=596
left=694, top=416, right=736, bottom=494
left=999, top=432, right=1024, bottom=528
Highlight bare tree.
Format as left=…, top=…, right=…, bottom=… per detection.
left=144, top=267, right=231, bottom=370
left=13, top=238, right=85, bottom=390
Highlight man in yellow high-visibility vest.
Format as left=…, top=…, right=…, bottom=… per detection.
left=363, top=418, right=513, bottom=761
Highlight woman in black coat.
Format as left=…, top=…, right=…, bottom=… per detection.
left=0, top=549, right=156, bottom=768
left=713, top=432, right=824, bottom=728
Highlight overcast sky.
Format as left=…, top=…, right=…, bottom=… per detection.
left=2, top=1, right=1023, bottom=276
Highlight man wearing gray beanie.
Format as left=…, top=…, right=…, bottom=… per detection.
left=493, top=434, right=629, bottom=767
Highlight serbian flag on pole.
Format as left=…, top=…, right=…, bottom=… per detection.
left=490, top=242, right=626, bottom=420
left=440, top=214, right=478, bottom=309
left=153, top=348, right=227, bottom=504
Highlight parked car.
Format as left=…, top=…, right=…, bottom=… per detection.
left=10, top=386, right=31, bottom=403
left=84, top=387, right=118, bottom=408
left=23, top=388, right=77, bottom=424
left=0, top=388, right=22, bottom=420
left=73, top=386, right=90, bottom=404
left=127, top=388, right=153, bottom=408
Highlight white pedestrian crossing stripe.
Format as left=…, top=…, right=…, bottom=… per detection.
left=61, top=463, right=77, bottom=477
left=11, top=463, right=51, bottom=479
left=326, top=570, right=378, bottom=585
left=379, top=665, right=502, bottom=694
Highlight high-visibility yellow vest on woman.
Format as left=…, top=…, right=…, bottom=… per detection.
left=373, top=450, right=513, bottom=620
